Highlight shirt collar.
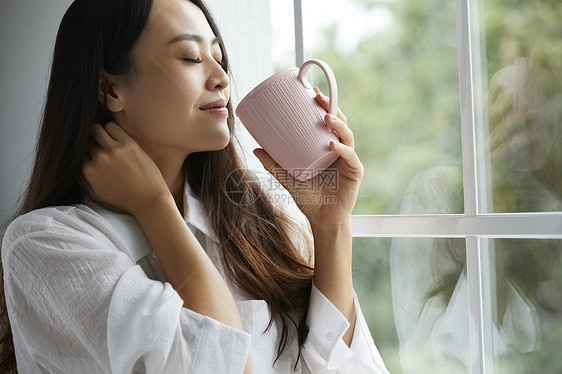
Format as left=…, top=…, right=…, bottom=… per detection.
left=84, top=178, right=219, bottom=265
left=183, top=179, right=219, bottom=244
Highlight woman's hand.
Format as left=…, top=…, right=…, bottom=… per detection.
left=254, top=87, right=364, bottom=226
left=82, top=122, right=170, bottom=217
left=486, top=64, right=555, bottom=175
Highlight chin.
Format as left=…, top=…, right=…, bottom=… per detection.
left=217, top=136, right=231, bottom=150
left=208, top=132, right=231, bottom=151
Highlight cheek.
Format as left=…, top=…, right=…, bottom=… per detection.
left=135, top=67, right=197, bottom=113
left=124, top=68, right=198, bottom=136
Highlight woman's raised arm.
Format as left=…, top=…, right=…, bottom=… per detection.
left=82, top=121, right=251, bottom=372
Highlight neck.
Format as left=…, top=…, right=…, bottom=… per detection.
left=143, top=145, right=187, bottom=214
left=166, top=166, right=186, bottom=214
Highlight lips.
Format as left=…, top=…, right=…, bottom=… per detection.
left=199, top=99, right=227, bottom=111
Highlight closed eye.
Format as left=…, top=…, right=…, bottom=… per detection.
left=183, top=58, right=203, bottom=64
left=182, top=58, right=226, bottom=70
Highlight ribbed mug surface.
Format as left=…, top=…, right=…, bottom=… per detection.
left=236, top=60, right=339, bottom=181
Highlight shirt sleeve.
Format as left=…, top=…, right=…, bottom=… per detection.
left=256, top=171, right=389, bottom=372
left=2, top=207, right=251, bottom=374
left=301, top=283, right=390, bottom=373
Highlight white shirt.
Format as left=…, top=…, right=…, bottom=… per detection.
left=2, top=180, right=389, bottom=373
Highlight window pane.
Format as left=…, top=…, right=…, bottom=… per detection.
left=270, top=0, right=296, bottom=70
left=481, top=239, right=562, bottom=373
left=356, top=237, right=469, bottom=373
left=211, top=0, right=295, bottom=171
left=474, top=0, right=562, bottom=213
left=302, top=0, right=463, bottom=214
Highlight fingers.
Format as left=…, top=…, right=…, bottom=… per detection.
left=90, top=122, right=130, bottom=148
left=85, top=122, right=125, bottom=193
left=330, top=141, right=364, bottom=177
left=314, top=86, right=347, bottom=122
left=313, top=86, right=354, bottom=148
left=104, top=121, right=131, bottom=142
left=91, top=123, right=117, bottom=148
left=489, top=111, right=532, bottom=151
left=87, top=142, right=103, bottom=160
left=490, top=116, right=518, bottom=151
left=488, top=93, right=513, bottom=130
left=330, top=141, right=358, bottom=162
left=324, top=113, right=353, bottom=148
left=312, top=87, right=361, bottom=176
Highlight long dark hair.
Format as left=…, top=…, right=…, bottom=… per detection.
left=1, top=0, right=313, bottom=371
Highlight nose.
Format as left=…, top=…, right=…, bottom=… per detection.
left=207, top=60, right=229, bottom=92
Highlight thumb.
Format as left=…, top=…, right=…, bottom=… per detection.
left=253, top=148, right=276, bottom=170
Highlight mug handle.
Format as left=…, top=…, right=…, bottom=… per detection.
left=297, top=59, right=338, bottom=116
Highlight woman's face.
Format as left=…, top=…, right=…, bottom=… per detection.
left=112, top=0, right=230, bottom=158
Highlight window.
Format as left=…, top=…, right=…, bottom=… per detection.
left=2, top=1, right=559, bottom=373
left=218, top=0, right=562, bottom=372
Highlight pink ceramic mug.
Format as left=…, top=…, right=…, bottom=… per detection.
left=235, top=59, right=340, bottom=181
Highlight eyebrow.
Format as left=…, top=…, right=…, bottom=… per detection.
left=167, top=33, right=221, bottom=46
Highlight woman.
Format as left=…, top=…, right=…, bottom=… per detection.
left=1, top=0, right=389, bottom=372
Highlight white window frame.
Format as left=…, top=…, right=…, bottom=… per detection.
left=292, top=0, right=562, bottom=373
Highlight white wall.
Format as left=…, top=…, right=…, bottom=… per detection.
left=206, top=0, right=273, bottom=172
left=0, top=0, right=273, bottom=221
left=0, top=0, right=73, bottom=220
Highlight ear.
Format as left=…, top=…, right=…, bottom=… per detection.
left=99, top=73, right=126, bottom=113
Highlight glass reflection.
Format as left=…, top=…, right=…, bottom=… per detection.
left=391, top=237, right=469, bottom=372
left=390, top=159, right=561, bottom=372
left=391, top=237, right=562, bottom=373
left=479, top=0, right=562, bottom=213
left=484, top=239, right=562, bottom=374
left=485, top=58, right=561, bottom=212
